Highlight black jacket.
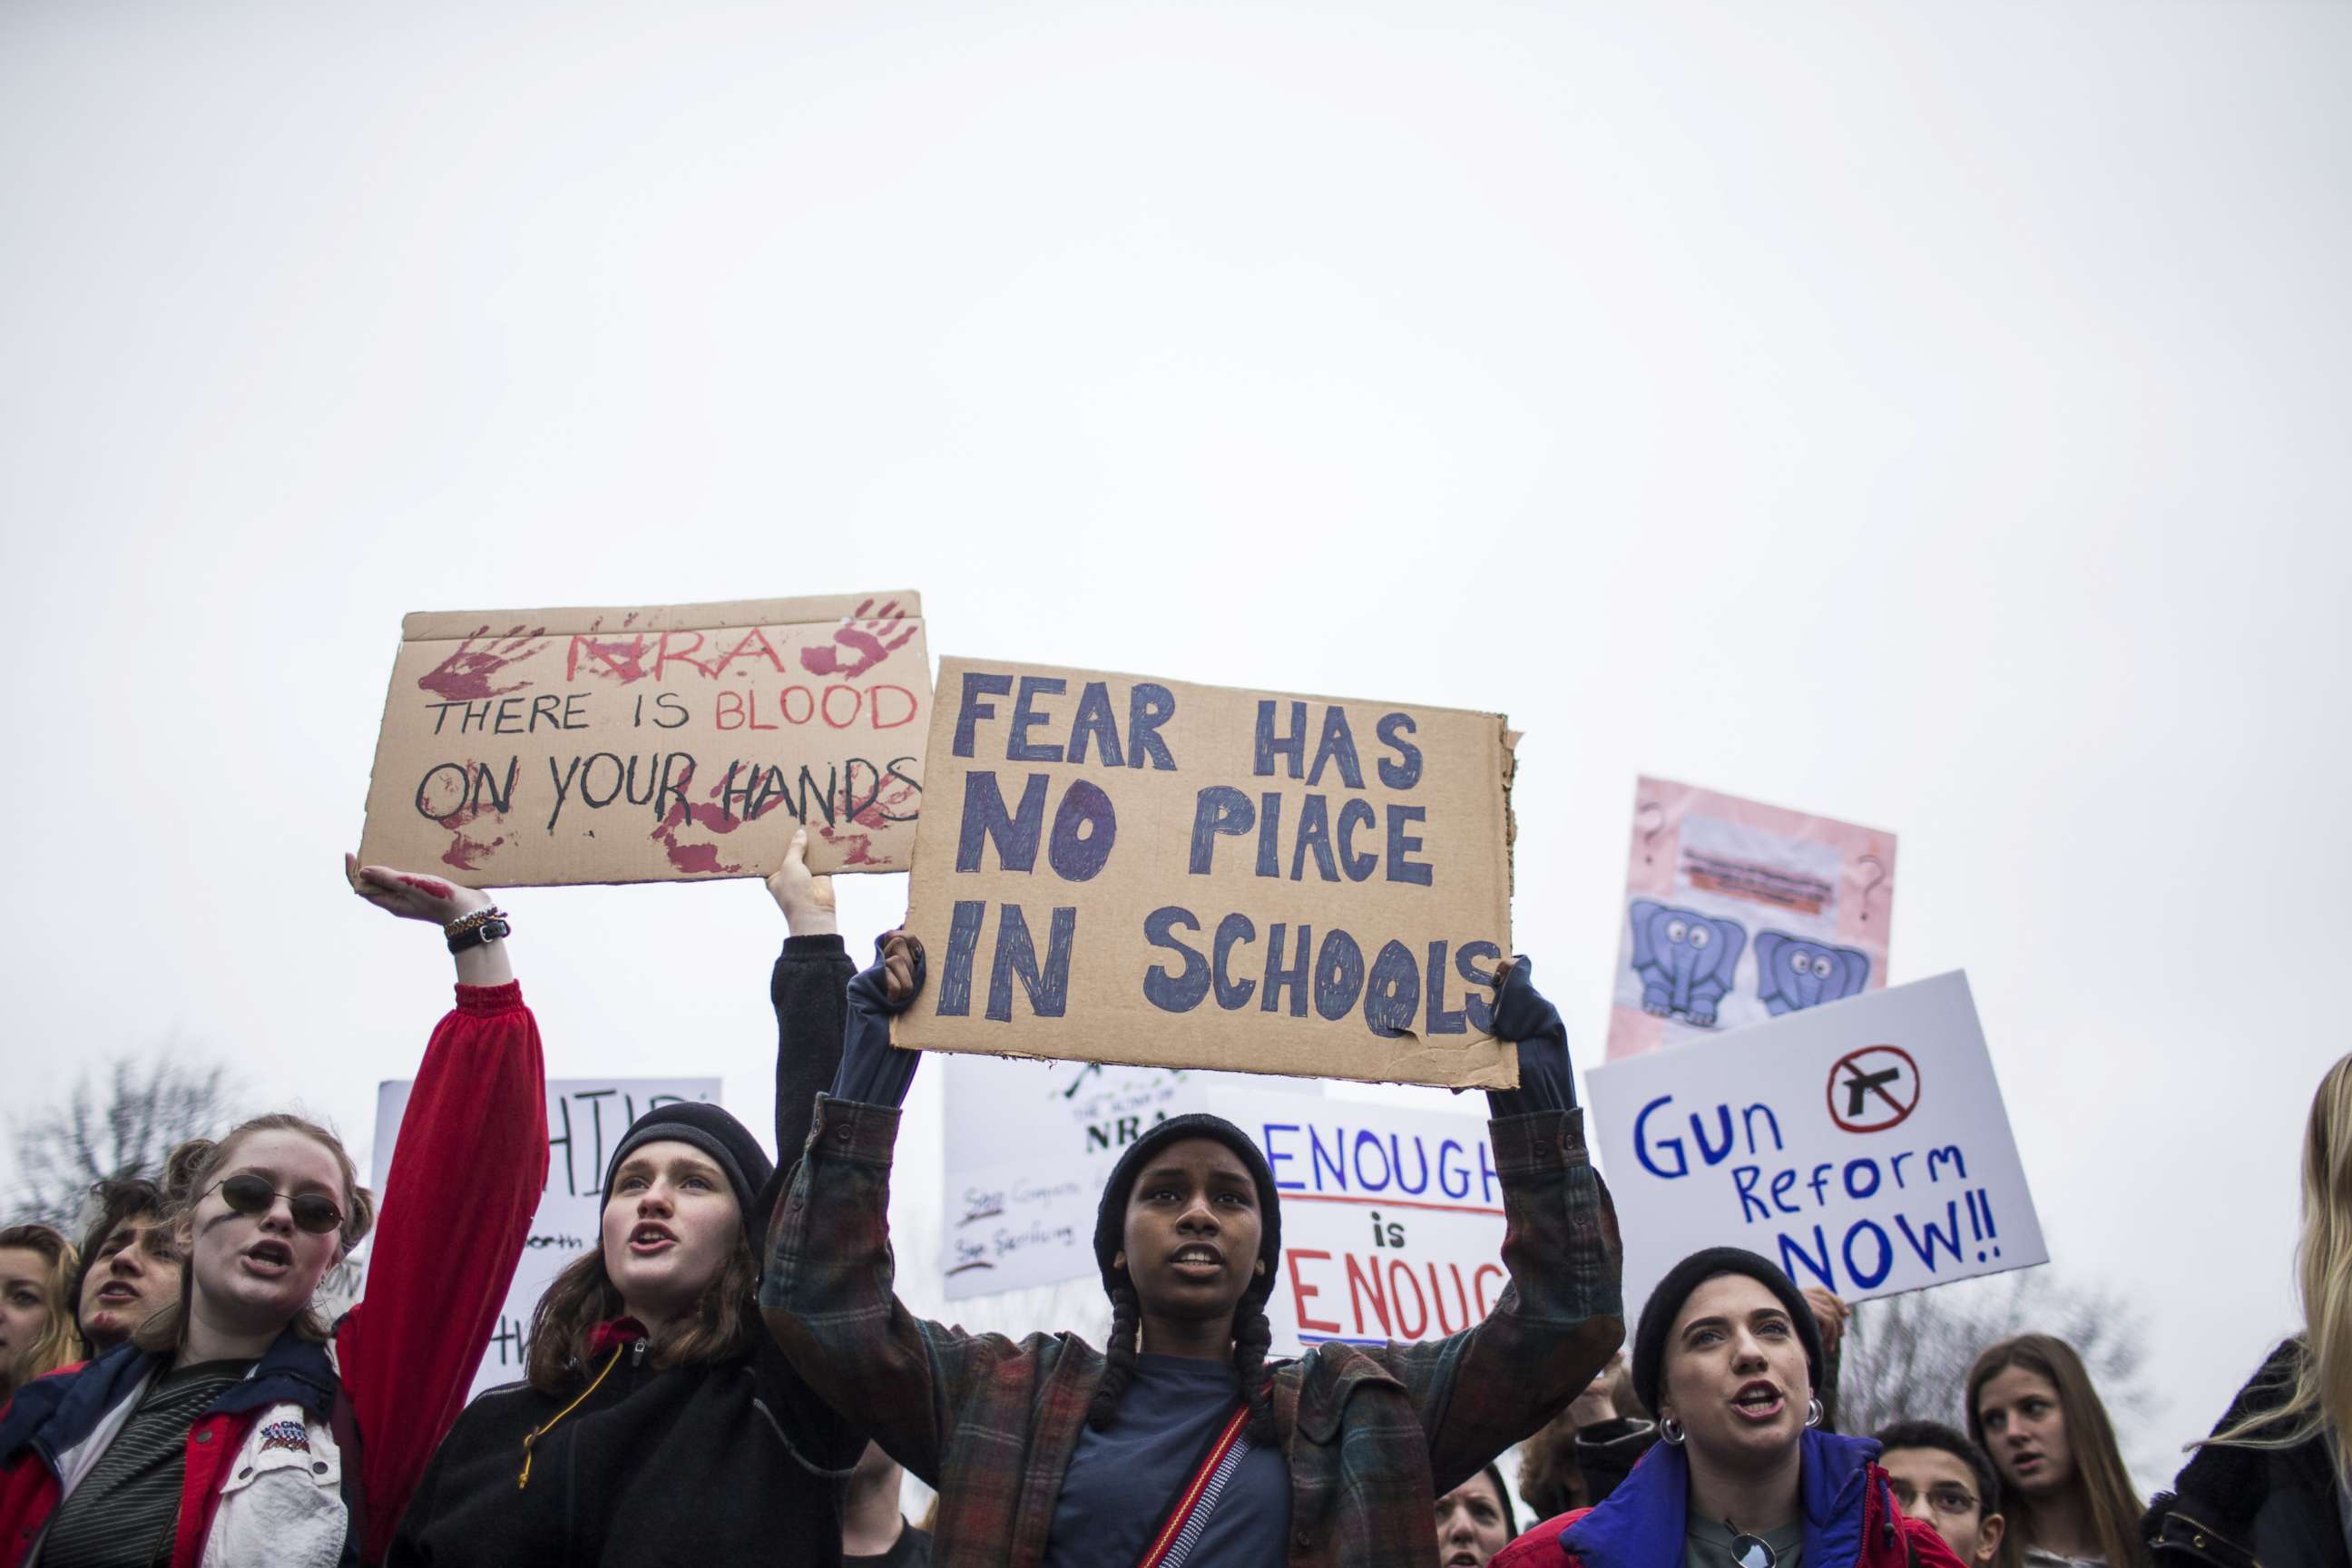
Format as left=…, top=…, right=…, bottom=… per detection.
left=387, top=936, right=865, bottom=1567
left=2147, top=1338, right=2349, bottom=1568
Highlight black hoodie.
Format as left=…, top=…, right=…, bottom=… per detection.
left=2146, top=1338, right=2350, bottom=1568
left=387, top=936, right=865, bottom=1568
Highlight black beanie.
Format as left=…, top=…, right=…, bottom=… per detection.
left=602, top=1101, right=775, bottom=1253
left=1093, top=1113, right=1282, bottom=1311
left=1631, top=1246, right=1823, bottom=1416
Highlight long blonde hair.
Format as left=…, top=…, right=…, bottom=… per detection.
left=132, top=1115, right=377, bottom=1354
left=0, top=1223, right=83, bottom=1398
left=2205, top=1051, right=2352, bottom=1456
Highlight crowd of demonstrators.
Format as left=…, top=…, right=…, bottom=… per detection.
left=0, top=840, right=2328, bottom=1568
left=0, top=1227, right=78, bottom=1407
left=0, top=858, right=545, bottom=1568
left=389, top=828, right=866, bottom=1567
left=762, top=922, right=1624, bottom=1567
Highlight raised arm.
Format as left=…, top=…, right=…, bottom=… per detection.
left=1378, top=958, right=1626, bottom=1494
left=760, top=934, right=1039, bottom=1485
left=333, top=858, right=548, bottom=1564
left=764, top=828, right=854, bottom=1194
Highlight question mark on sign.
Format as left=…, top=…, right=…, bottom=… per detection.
left=1636, top=801, right=1666, bottom=867
left=1856, top=853, right=1888, bottom=922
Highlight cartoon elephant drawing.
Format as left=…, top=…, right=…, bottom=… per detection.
left=1754, top=931, right=1870, bottom=1014
left=1627, top=900, right=1748, bottom=1027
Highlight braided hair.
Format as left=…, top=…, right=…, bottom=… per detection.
left=1086, top=1279, right=1278, bottom=1444
left=1087, top=1282, right=1142, bottom=1430
left=1088, top=1113, right=1286, bottom=1442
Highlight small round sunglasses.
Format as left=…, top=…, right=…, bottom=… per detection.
left=205, top=1172, right=344, bottom=1235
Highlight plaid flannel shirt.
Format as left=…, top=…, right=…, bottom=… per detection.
left=763, top=1092, right=1622, bottom=1568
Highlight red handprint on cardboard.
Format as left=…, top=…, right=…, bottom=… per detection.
left=799, top=599, right=916, bottom=679
left=416, top=625, right=551, bottom=701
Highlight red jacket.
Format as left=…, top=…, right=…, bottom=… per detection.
left=0, top=982, right=546, bottom=1568
left=1494, top=1428, right=1967, bottom=1568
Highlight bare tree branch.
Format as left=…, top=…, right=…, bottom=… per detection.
left=1839, top=1269, right=2161, bottom=1485
left=7, top=1046, right=239, bottom=1230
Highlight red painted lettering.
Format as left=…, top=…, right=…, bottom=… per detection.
left=654, top=631, right=715, bottom=681
left=819, top=684, right=862, bottom=729
left=1388, top=1259, right=1429, bottom=1338
left=870, top=684, right=918, bottom=729
left=1345, top=1253, right=1391, bottom=1338
left=1286, top=1250, right=1339, bottom=1335
left=1473, top=1262, right=1504, bottom=1317
left=710, top=626, right=789, bottom=679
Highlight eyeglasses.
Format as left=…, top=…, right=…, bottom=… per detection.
left=1885, top=1479, right=1980, bottom=1516
left=205, top=1173, right=344, bottom=1236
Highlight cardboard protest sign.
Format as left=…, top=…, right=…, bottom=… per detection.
left=896, top=658, right=1518, bottom=1089
left=1207, top=1090, right=1508, bottom=1357
left=1585, top=972, right=2043, bottom=1310
left=358, top=594, right=930, bottom=885
left=368, top=1076, right=721, bottom=1401
left=1605, top=776, right=1895, bottom=1061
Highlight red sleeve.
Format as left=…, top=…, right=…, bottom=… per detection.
left=335, top=981, right=547, bottom=1563
left=1898, top=1516, right=1971, bottom=1568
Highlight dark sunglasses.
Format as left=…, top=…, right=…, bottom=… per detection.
left=207, top=1172, right=344, bottom=1235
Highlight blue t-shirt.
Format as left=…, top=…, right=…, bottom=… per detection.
left=1042, top=1353, right=1290, bottom=1567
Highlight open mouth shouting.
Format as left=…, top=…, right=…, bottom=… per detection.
left=1166, top=1242, right=1225, bottom=1279
left=2007, top=1448, right=2046, bottom=1481
left=94, top=1279, right=143, bottom=1308
left=629, top=1221, right=679, bottom=1257
left=1730, top=1379, right=1787, bottom=1424
left=240, top=1240, right=295, bottom=1279
left=1445, top=1552, right=1485, bottom=1568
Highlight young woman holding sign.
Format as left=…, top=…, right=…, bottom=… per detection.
left=0, top=858, right=546, bottom=1568
left=388, top=828, right=867, bottom=1568
left=760, top=928, right=1624, bottom=1568
left=1493, top=1248, right=1964, bottom=1568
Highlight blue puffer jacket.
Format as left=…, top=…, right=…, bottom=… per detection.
left=1494, top=1427, right=1965, bottom=1568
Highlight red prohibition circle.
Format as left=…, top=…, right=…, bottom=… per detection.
left=1826, top=1044, right=1921, bottom=1133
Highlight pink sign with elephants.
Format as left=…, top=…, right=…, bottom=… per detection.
left=1603, top=776, right=1896, bottom=1061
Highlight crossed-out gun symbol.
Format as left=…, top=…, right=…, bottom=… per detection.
left=1840, top=1063, right=1905, bottom=1119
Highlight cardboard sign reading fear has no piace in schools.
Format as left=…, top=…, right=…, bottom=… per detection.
left=357, top=594, right=931, bottom=885
left=894, top=657, right=1520, bottom=1090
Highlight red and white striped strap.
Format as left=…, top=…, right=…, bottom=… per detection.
left=1136, top=1402, right=1253, bottom=1568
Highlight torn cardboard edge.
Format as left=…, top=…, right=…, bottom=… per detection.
left=399, top=590, right=923, bottom=642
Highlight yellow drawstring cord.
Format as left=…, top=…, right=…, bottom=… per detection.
left=517, top=1341, right=628, bottom=1489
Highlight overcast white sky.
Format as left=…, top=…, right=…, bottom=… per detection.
left=5, top=0, right=2347, bottom=1488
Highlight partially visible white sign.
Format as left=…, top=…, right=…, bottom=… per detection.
left=940, top=1055, right=1321, bottom=1300
left=1210, top=1091, right=1505, bottom=1357
left=369, top=1076, right=721, bottom=1401
left=1586, top=972, right=2043, bottom=1313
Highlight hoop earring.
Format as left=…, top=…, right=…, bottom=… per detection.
left=1805, top=1398, right=1823, bottom=1429
left=1660, top=1416, right=1686, bottom=1446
